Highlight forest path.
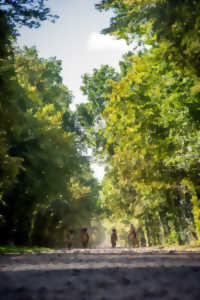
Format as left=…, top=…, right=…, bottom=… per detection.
left=0, top=248, right=200, bottom=300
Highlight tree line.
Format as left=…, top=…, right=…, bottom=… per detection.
left=0, top=0, right=100, bottom=247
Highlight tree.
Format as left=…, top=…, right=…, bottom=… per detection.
left=0, top=46, right=100, bottom=246
left=94, top=0, right=200, bottom=246
left=100, top=48, right=200, bottom=244
left=77, top=65, right=119, bottom=156
left=96, top=0, right=200, bottom=76
left=0, top=1, right=102, bottom=247
left=0, top=0, right=58, bottom=33
left=0, top=0, right=59, bottom=203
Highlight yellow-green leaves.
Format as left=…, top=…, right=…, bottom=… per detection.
left=100, top=46, right=200, bottom=245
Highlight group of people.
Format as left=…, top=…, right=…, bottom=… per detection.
left=111, top=224, right=137, bottom=248
left=66, top=228, right=89, bottom=249
left=66, top=224, right=137, bottom=249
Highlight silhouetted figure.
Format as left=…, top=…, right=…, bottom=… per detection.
left=81, top=228, right=89, bottom=248
left=66, top=229, right=74, bottom=249
left=111, top=228, right=118, bottom=248
left=128, top=224, right=137, bottom=247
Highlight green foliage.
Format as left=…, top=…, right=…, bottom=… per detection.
left=0, top=1, right=101, bottom=248
left=96, top=0, right=200, bottom=76
left=94, top=0, right=200, bottom=246
left=0, top=45, right=100, bottom=247
left=101, top=49, right=200, bottom=245
left=0, top=0, right=58, bottom=34
left=81, top=65, right=119, bottom=117
left=2, top=0, right=200, bottom=249
left=0, top=10, right=12, bottom=57
left=78, top=65, right=120, bottom=154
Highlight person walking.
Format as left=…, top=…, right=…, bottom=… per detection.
left=128, top=224, right=137, bottom=247
left=111, top=228, right=118, bottom=248
left=66, top=229, right=74, bottom=249
left=81, top=228, right=89, bottom=248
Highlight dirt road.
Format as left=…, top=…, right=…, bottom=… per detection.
left=0, top=248, right=200, bottom=299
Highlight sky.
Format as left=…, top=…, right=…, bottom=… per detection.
left=17, top=0, right=133, bottom=181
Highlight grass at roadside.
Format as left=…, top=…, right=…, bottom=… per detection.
left=0, top=245, right=52, bottom=254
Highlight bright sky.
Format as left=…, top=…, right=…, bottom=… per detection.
left=17, top=0, right=133, bottom=181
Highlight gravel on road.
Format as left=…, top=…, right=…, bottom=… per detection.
left=0, top=248, right=200, bottom=300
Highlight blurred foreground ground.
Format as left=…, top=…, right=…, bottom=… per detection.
left=0, top=247, right=200, bottom=300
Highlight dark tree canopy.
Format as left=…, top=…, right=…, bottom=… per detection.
left=0, top=1, right=101, bottom=248
left=0, top=0, right=58, bottom=33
